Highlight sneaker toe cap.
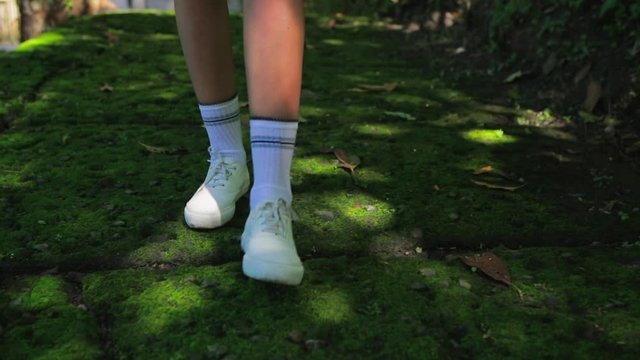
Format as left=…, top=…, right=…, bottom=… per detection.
left=244, top=234, right=302, bottom=266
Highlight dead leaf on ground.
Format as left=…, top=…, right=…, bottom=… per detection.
left=542, top=52, right=558, bottom=75
left=332, top=148, right=360, bottom=184
left=333, top=148, right=360, bottom=172
left=353, top=82, right=399, bottom=92
left=473, top=165, right=494, bottom=175
left=100, top=84, right=113, bottom=92
left=626, top=140, right=640, bottom=154
left=471, top=180, right=525, bottom=191
left=503, top=70, right=525, bottom=83
left=104, top=31, right=119, bottom=45
left=573, top=62, right=591, bottom=84
left=583, top=79, right=602, bottom=112
left=460, top=252, right=511, bottom=285
left=139, top=142, right=183, bottom=155
left=384, top=111, right=416, bottom=121
left=461, top=252, right=524, bottom=298
left=471, top=165, right=524, bottom=191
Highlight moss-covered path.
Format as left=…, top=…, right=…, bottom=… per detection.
left=1, top=12, right=639, bottom=359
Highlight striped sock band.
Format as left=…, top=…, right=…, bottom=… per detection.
left=199, top=95, right=245, bottom=163
left=249, top=118, right=298, bottom=209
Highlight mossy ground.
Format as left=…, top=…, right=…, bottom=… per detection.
left=1, top=11, right=639, bottom=359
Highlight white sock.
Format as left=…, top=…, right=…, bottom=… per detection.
left=199, top=95, right=245, bottom=163
left=249, top=118, right=298, bottom=208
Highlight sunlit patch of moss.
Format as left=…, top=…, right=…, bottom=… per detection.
left=14, top=32, right=66, bottom=52
left=353, top=123, right=405, bottom=136
left=462, top=128, right=517, bottom=144
left=293, top=156, right=338, bottom=176
left=125, top=221, right=242, bottom=266
left=322, top=38, right=345, bottom=46
left=119, top=280, right=203, bottom=335
left=307, top=288, right=351, bottom=322
left=12, top=276, right=68, bottom=311
left=385, top=93, right=426, bottom=106
left=0, top=275, right=102, bottom=360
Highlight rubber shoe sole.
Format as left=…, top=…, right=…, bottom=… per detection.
left=242, top=253, right=304, bottom=286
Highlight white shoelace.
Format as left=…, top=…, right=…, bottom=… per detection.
left=206, top=147, right=237, bottom=188
left=256, top=199, right=290, bottom=236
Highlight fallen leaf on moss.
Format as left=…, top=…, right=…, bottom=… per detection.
left=139, top=142, right=182, bottom=155
left=583, top=79, right=602, bottom=112
left=104, top=31, right=119, bottom=45
left=353, top=82, right=399, bottom=92
left=471, top=165, right=524, bottom=191
left=460, top=252, right=511, bottom=285
left=332, top=148, right=360, bottom=184
left=573, top=62, right=591, bottom=84
left=473, top=165, right=493, bottom=175
left=471, top=179, right=524, bottom=191
left=625, top=140, right=640, bottom=154
left=100, top=84, right=113, bottom=92
left=503, top=70, right=524, bottom=83
left=458, top=278, right=472, bottom=289
left=384, top=111, right=416, bottom=121
left=542, top=52, right=558, bottom=75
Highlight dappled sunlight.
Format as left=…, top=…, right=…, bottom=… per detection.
left=7, top=276, right=68, bottom=312
left=14, top=32, right=67, bottom=52
left=306, top=288, right=351, bottom=323
left=462, top=128, right=517, bottom=145
left=353, top=123, right=408, bottom=137
left=120, top=280, right=203, bottom=335
left=322, top=38, right=345, bottom=46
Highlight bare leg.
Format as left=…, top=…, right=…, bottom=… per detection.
left=243, top=0, right=305, bottom=120
left=178, top=1, right=248, bottom=230
left=240, top=0, right=306, bottom=286
left=175, top=0, right=236, bottom=104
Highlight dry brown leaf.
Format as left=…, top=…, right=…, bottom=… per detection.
left=573, top=62, right=591, bottom=84
left=472, top=165, right=520, bottom=181
left=503, top=70, right=524, bottom=83
left=460, top=252, right=511, bottom=285
left=100, top=84, right=113, bottom=92
left=542, top=52, right=558, bottom=75
left=332, top=148, right=360, bottom=185
left=333, top=149, right=360, bottom=173
left=583, top=79, right=602, bottom=112
left=471, top=179, right=525, bottom=191
left=473, top=165, right=494, bottom=175
left=104, top=31, right=119, bottom=45
left=139, top=142, right=182, bottom=155
left=355, top=82, right=399, bottom=92
left=625, top=140, right=640, bottom=154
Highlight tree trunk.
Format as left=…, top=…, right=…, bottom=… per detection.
left=18, top=0, right=114, bottom=41
left=17, top=0, right=47, bottom=41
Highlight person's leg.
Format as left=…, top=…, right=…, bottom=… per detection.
left=243, top=0, right=305, bottom=208
left=175, top=0, right=236, bottom=104
left=240, top=0, right=305, bottom=286
left=177, top=0, right=249, bottom=229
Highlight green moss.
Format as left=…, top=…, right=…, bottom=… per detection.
left=462, top=128, right=518, bottom=144
left=77, top=246, right=640, bottom=359
left=0, top=276, right=101, bottom=360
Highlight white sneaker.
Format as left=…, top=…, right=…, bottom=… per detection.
left=241, top=198, right=304, bottom=286
left=184, top=147, right=250, bottom=229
